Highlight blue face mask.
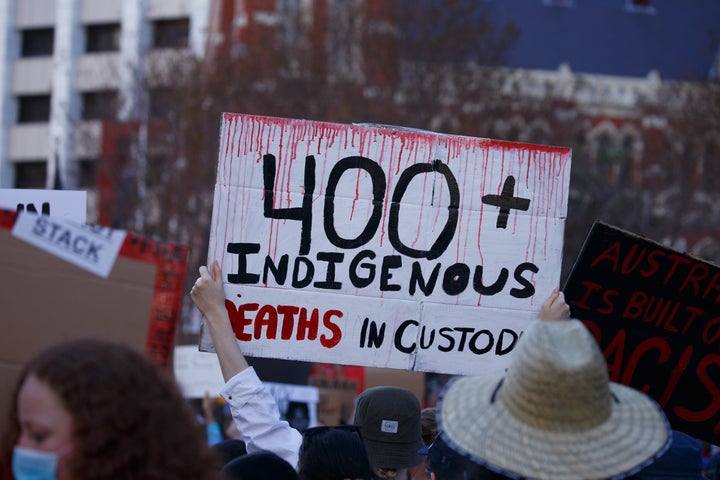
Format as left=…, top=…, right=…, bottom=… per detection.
left=12, top=446, right=61, bottom=480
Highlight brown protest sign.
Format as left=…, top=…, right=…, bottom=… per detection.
left=0, top=209, right=188, bottom=433
left=564, top=221, right=720, bottom=444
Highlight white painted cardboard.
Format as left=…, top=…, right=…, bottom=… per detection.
left=12, top=212, right=126, bottom=278
left=0, top=188, right=87, bottom=222
left=201, top=114, right=572, bottom=375
left=173, top=345, right=226, bottom=398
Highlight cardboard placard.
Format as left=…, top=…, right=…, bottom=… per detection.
left=0, top=209, right=188, bottom=433
left=310, top=377, right=358, bottom=427
left=0, top=188, right=87, bottom=222
left=174, top=345, right=227, bottom=398
left=564, top=221, right=720, bottom=444
left=201, top=114, right=571, bottom=375
left=12, top=212, right=126, bottom=278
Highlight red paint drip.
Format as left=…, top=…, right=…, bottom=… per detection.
left=220, top=117, right=238, bottom=264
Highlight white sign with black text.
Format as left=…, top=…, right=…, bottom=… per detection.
left=12, top=212, right=126, bottom=278
left=201, top=114, right=572, bottom=375
left=0, top=188, right=87, bottom=222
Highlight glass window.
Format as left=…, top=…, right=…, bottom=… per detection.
left=82, top=90, right=118, bottom=120
left=21, top=28, right=54, bottom=57
left=14, top=161, right=47, bottom=189
left=77, top=159, right=97, bottom=187
left=149, top=88, right=174, bottom=118
left=152, top=18, right=189, bottom=48
left=146, top=154, right=167, bottom=188
left=17, top=95, right=51, bottom=123
left=86, top=23, right=120, bottom=53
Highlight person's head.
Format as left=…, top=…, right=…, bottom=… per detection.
left=298, top=425, right=374, bottom=480
left=2, top=337, right=215, bottom=480
left=421, top=408, right=438, bottom=446
left=211, top=439, right=247, bottom=470
left=221, top=450, right=297, bottom=480
left=437, top=320, right=671, bottom=480
left=353, top=386, right=424, bottom=479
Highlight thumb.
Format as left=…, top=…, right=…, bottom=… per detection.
left=212, top=260, right=223, bottom=286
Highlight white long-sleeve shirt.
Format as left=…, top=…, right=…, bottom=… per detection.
left=220, top=367, right=303, bottom=469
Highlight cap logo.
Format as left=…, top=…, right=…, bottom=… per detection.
left=381, top=420, right=399, bottom=433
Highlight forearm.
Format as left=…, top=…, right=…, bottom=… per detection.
left=192, top=262, right=303, bottom=469
left=203, top=307, right=249, bottom=381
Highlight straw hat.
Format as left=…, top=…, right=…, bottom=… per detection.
left=437, top=320, right=671, bottom=480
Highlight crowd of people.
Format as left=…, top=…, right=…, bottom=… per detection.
left=0, top=261, right=716, bottom=479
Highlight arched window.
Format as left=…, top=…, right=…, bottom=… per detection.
left=587, top=121, right=619, bottom=183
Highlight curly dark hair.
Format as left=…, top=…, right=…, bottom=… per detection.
left=1, top=338, right=218, bottom=480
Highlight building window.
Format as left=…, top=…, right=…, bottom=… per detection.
left=149, top=88, right=175, bottom=118
left=152, top=18, right=189, bottom=48
left=77, top=159, right=97, bottom=187
left=146, top=154, right=168, bottom=188
left=85, top=23, right=120, bottom=53
left=21, top=28, right=54, bottom=57
left=82, top=91, right=118, bottom=120
left=14, top=162, right=47, bottom=189
left=327, top=0, right=363, bottom=83
left=17, top=95, right=51, bottom=123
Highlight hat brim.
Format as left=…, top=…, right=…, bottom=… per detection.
left=363, top=438, right=426, bottom=470
left=438, top=375, right=671, bottom=480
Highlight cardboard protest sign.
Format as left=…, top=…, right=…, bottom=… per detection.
left=173, top=344, right=226, bottom=398
left=201, top=113, right=571, bottom=375
left=310, top=377, right=359, bottom=426
left=563, top=221, right=720, bottom=444
left=0, top=209, right=188, bottom=434
left=0, top=188, right=87, bottom=222
left=12, top=212, right=126, bottom=278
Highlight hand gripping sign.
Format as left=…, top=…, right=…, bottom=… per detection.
left=200, top=114, right=571, bottom=376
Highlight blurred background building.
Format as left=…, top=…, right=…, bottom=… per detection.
left=0, top=0, right=211, bottom=214
left=0, top=0, right=718, bottom=336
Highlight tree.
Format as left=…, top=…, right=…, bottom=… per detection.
left=96, top=0, right=522, bottom=338
left=96, top=1, right=719, bottom=339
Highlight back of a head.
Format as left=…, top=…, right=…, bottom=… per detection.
left=353, top=386, right=424, bottom=471
left=3, top=337, right=216, bottom=480
left=421, top=407, right=438, bottom=446
left=298, top=427, right=374, bottom=480
left=211, top=439, right=247, bottom=470
left=221, top=450, right=297, bottom=480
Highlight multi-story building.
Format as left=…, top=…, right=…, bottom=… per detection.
left=0, top=0, right=211, bottom=217
left=0, top=0, right=717, bottom=250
